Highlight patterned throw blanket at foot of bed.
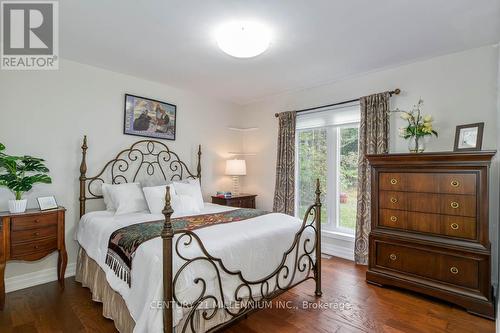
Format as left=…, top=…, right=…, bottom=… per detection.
left=105, top=208, right=269, bottom=286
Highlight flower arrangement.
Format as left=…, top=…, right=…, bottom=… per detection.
left=392, top=99, right=438, bottom=153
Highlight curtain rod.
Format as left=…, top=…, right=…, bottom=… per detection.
left=274, top=88, right=401, bottom=118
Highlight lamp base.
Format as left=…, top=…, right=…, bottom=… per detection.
left=231, top=176, right=240, bottom=196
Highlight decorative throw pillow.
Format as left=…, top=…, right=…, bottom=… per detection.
left=108, top=183, right=149, bottom=215
left=171, top=194, right=201, bottom=217
left=143, top=185, right=177, bottom=215
left=173, top=178, right=204, bottom=211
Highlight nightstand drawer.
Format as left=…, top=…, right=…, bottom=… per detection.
left=11, top=213, right=57, bottom=231
left=10, top=237, right=57, bottom=258
left=11, top=225, right=58, bottom=244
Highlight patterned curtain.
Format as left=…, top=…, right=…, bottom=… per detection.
left=354, top=92, right=390, bottom=264
left=273, top=111, right=297, bottom=215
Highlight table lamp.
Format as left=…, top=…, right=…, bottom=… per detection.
left=225, top=159, right=246, bottom=195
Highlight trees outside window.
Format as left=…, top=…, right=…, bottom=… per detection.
left=297, top=124, right=359, bottom=234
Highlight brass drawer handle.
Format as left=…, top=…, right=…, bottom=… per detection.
left=33, top=232, right=40, bottom=236
left=450, top=180, right=460, bottom=187
left=389, top=254, right=397, bottom=261
left=34, top=219, right=40, bottom=223
left=450, top=201, right=459, bottom=209
left=450, top=266, right=459, bottom=274
left=34, top=245, right=39, bottom=249
left=390, top=178, right=398, bottom=185
left=450, top=223, right=459, bottom=230
left=390, top=216, right=398, bottom=222
left=390, top=197, right=398, bottom=203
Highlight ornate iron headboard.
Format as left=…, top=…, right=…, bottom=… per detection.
left=78, top=136, right=201, bottom=217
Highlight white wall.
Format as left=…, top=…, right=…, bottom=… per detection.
left=0, top=59, right=240, bottom=283
left=239, top=45, right=500, bottom=275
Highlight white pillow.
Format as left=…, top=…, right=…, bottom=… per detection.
left=108, top=183, right=148, bottom=215
left=101, top=183, right=116, bottom=211
left=171, top=194, right=201, bottom=217
left=173, top=178, right=204, bottom=210
left=143, top=185, right=177, bottom=215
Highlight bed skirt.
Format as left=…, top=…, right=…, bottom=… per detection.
left=76, top=247, right=246, bottom=333
left=76, top=247, right=136, bottom=333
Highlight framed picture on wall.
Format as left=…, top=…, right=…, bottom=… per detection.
left=453, top=122, right=484, bottom=151
left=124, top=94, right=177, bottom=140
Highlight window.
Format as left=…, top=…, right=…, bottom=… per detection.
left=296, top=104, right=360, bottom=234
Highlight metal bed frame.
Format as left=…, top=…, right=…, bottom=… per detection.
left=78, top=136, right=322, bottom=333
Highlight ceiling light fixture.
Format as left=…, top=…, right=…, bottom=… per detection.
left=215, top=21, right=271, bottom=58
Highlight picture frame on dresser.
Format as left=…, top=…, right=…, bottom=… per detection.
left=37, top=196, right=58, bottom=211
left=453, top=122, right=484, bottom=151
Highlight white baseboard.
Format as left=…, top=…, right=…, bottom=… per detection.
left=5, top=262, right=76, bottom=293
left=322, top=241, right=354, bottom=261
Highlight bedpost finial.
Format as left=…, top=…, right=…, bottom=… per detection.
left=197, top=145, right=202, bottom=180
left=80, top=135, right=88, bottom=177
left=315, top=178, right=321, bottom=205
left=163, top=186, right=174, bottom=215
left=162, top=186, right=174, bottom=238
left=82, top=135, right=88, bottom=150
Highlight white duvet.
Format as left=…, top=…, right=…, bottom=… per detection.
left=76, top=203, right=313, bottom=332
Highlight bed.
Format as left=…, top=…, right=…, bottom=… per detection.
left=76, top=136, right=322, bottom=333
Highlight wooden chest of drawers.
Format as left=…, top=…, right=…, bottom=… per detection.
left=366, top=151, right=496, bottom=319
left=0, top=207, right=67, bottom=309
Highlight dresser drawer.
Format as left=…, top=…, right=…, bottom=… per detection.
left=438, top=173, right=476, bottom=195
left=10, top=237, right=57, bottom=259
left=441, top=194, right=476, bottom=217
left=405, top=173, right=437, bottom=193
left=379, top=209, right=406, bottom=229
left=406, top=211, right=441, bottom=234
left=404, top=172, right=473, bottom=193
left=379, top=191, right=406, bottom=210
left=407, top=193, right=476, bottom=217
left=11, top=213, right=57, bottom=231
left=376, top=242, right=479, bottom=289
left=442, top=216, right=477, bottom=239
left=405, top=212, right=477, bottom=240
left=11, top=225, right=58, bottom=244
left=379, top=173, right=406, bottom=191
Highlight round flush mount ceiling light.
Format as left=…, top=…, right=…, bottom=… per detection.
left=215, top=21, right=271, bottom=58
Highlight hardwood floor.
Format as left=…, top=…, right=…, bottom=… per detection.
left=0, top=257, right=495, bottom=332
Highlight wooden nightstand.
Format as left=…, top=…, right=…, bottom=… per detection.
left=211, top=194, right=257, bottom=209
left=0, top=207, right=67, bottom=309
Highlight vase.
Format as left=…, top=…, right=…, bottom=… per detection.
left=408, top=136, right=425, bottom=153
left=8, top=199, right=27, bottom=213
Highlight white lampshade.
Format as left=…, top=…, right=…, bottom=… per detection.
left=225, top=159, right=247, bottom=176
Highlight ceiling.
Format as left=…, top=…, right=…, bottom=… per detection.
left=61, top=0, right=500, bottom=104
